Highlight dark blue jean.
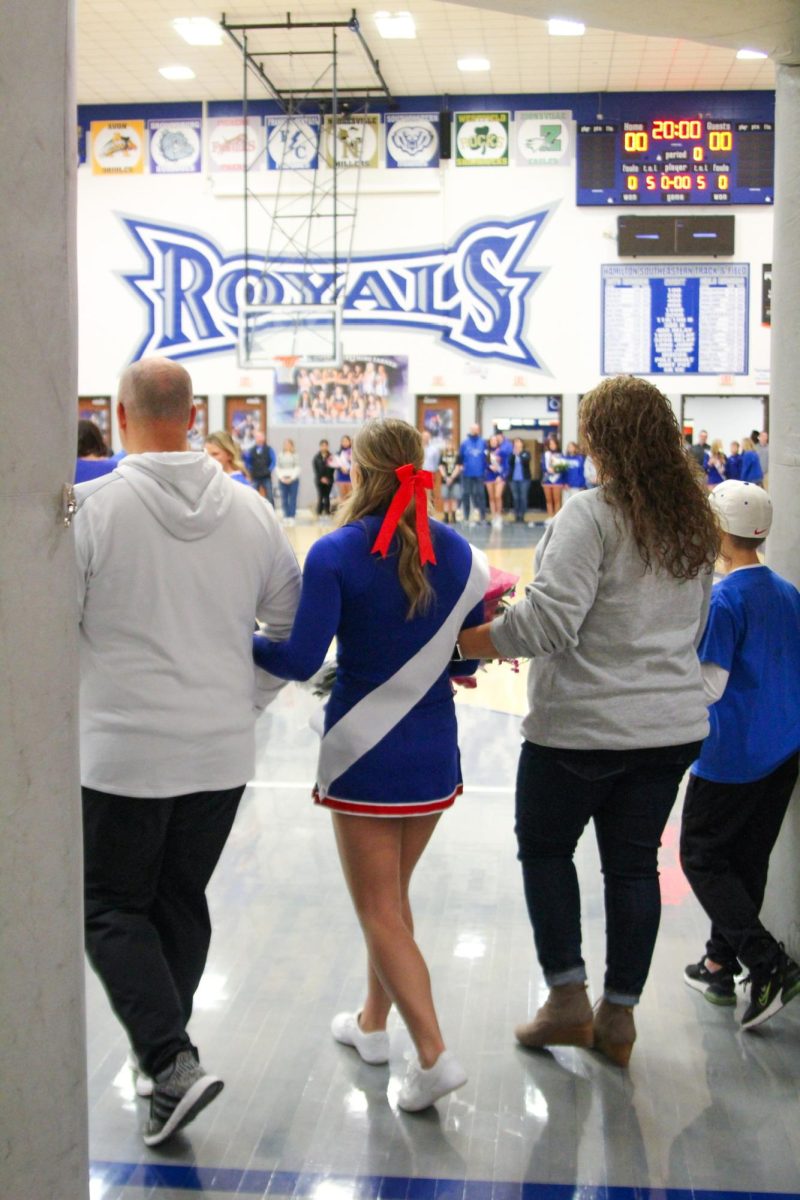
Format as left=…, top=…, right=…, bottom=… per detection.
left=462, top=475, right=486, bottom=521
left=515, top=739, right=701, bottom=1004
left=510, top=478, right=528, bottom=520
left=279, top=478, right=299, bottom=518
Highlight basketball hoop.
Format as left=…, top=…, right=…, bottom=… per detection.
left=273, top=355, right=300, bottom=372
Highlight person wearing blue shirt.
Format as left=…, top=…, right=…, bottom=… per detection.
left=681, top=481, right=800, bottom=1030
left=704, top=440, right=727, bottom=488
left=562, top=442, right=586, bottom=490
left=253, top=418, right=488, bottom=1113
left=245, top=432, right=276, bottom=504
left=738, top=437, right=763, bottom=484
left=459, top=424, right=487, bottom=525
left=725, top=441, right=742, bottom=481
left=75, top=419, right=116, bottom=484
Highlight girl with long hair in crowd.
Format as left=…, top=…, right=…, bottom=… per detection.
left=485, top=434, right=507, bottom=529
left=542, top=433, right=565, bottom=519
left=335, top=434, right=353, bottom=500
left=204, top=431, right=250, bottom=486
left=459, top=376, right=719, bottom=1067
left=253, top=419, right=488, bottom=1110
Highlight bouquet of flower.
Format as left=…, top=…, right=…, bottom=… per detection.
left=450, top=565, right=521, bottom=688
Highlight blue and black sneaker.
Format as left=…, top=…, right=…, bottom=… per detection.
left=741, top=950, right=800, bottom=1030
left=684, top=958, right=736, bottom=1006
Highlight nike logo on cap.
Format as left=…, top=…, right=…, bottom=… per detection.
left=753, top=527, right=768, bottom=535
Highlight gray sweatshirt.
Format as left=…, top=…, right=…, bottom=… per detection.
left=490, top=487, right=712, bottom=750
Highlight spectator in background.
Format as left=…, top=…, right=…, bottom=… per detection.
left=740, top=437, right=764, bottom=485
left=508, top=437, right=532, bottom=524
left=757, top=430, right=770, bottom=487
left=705, top=440, right=727, bottom=489
left=205, top=432, right=251, bottom=487
left=542, top=435, right=566, bottom=520
left=493, top=426, right=513, bottom=479
left=335, top=435, right=353, bottom=501
left=689, top=430, right=710, bottom=470
left=75, top=419, right=115, bottom=484
left=485, top=434, right=507, bottom=530
left=313, top=439, right=334, bottom=521
left=438, top=438, right=462, bottom=525
left=726, top=441, right=743, bottom=481
left=583, top=455, right=599, bottom=489
left=276, top=438, right=301, bottom=525
left=459, top=424, right=487, bottom=526
left=247, top=431, right=276, bottom=504
left=422, top=429, right=442, bottom=475
left=563, top=441, right=587, bottom=493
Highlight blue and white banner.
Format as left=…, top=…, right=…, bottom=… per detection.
left=148, top=118, right=202, bottom=174
left=385, top=113, right=439, bottom=169
left=120, top=210, right=549, bottom=369
left=266, top=115, right=320, bottom=170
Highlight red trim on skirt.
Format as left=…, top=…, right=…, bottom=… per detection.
left=313, top=783, right=462, bottom=817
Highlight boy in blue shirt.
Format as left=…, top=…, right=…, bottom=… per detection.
left=681, top=481, right=800, bottom=1029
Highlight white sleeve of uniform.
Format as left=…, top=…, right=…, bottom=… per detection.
left=701, top=660, right=730, bottom=705
left=253, top=518, right=303, bottom=712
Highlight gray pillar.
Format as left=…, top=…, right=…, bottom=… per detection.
left=761, top=64, right=800, bottom=958
left=0, top=3, right=89, bottom=1199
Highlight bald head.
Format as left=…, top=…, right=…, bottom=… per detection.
left=117, top=358, right=195, bottom=452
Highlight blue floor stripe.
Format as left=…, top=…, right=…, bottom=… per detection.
left=88, top=1161, right=800, bottom=1200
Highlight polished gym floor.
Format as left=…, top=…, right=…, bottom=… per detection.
left=86, top=515, right=800, bottom=1200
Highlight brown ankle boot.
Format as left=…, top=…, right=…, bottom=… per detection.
left=593, top=998, right=636, bottom=1067
left=515, top=983, right=594, bottom=1049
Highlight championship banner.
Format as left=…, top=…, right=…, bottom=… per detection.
left=323, top=114, right=380, bottom=168
left=455, top=112, right=509, bottom=167
left=515, top=111, right=572, bottom=166
left=266, top=114, right=321, bottom=170
left=385, top=113, right=439, bottom=169
left=207, top=116, right=264, bottom=172
left=148, top=118, right=202, bottom=174
left=91, top=120, right=145, bottom=175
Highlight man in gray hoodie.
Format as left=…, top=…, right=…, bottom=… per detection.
left=75, top=358, right=301, bottom=1146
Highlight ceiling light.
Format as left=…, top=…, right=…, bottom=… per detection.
left=172, top=17, right=224, bottom=46
left=373, top=11, right=417, bottom=39
left=159, top=65, right=196, bottom=80
left=548, top=18, right=586, bottom=36
left=457, top=57, right=490, bottom=72
left=736, top=48, right=768, bottom=60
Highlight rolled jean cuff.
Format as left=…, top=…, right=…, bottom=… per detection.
left=545, top=965, right=587, bottom=988
left=604, top=989, right=640, bottom=1007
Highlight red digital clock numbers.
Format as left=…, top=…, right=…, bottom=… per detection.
left=652, top=119, right=702, bottom=140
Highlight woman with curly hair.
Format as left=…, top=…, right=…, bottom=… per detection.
left=458, top=376, right=720, bottom=1067
left=253, top=419, right=488, bottom=1110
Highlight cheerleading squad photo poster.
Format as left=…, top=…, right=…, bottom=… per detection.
left=273, top=356, right=409, bottom=425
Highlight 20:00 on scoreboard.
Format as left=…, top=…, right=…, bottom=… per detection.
left=577, top=118, right=774, bottom=206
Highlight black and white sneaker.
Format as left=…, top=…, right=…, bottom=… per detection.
left=142, top=1049, right=223, bottom=1146
left=741, top=951, right=800, bottom=1030
left=684, top=958, right=736, bottom=1006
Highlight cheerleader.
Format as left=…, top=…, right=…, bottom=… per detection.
left=254, top=419, right=488, bottom=1111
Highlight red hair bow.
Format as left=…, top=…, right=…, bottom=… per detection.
left=371, top=464, right=437, bottom=566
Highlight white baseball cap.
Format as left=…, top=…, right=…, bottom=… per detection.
left=710, top=480, right=773, bottom=539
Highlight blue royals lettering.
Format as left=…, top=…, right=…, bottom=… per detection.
left=121, top=211, right=549, bottom=367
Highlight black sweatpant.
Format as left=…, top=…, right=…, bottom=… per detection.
left=316, top=479, right=333, bottom=515
left=83, top=784, right=244, bottom=1077
left=679, top=752, right=799, bottom=974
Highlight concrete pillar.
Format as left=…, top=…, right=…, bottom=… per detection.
left=761, top=64, right=800, bottom=957
left=0, top=3, right=89, bottom=1199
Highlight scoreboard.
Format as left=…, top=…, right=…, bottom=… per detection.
left=577, top=116, right=774, bottom=206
